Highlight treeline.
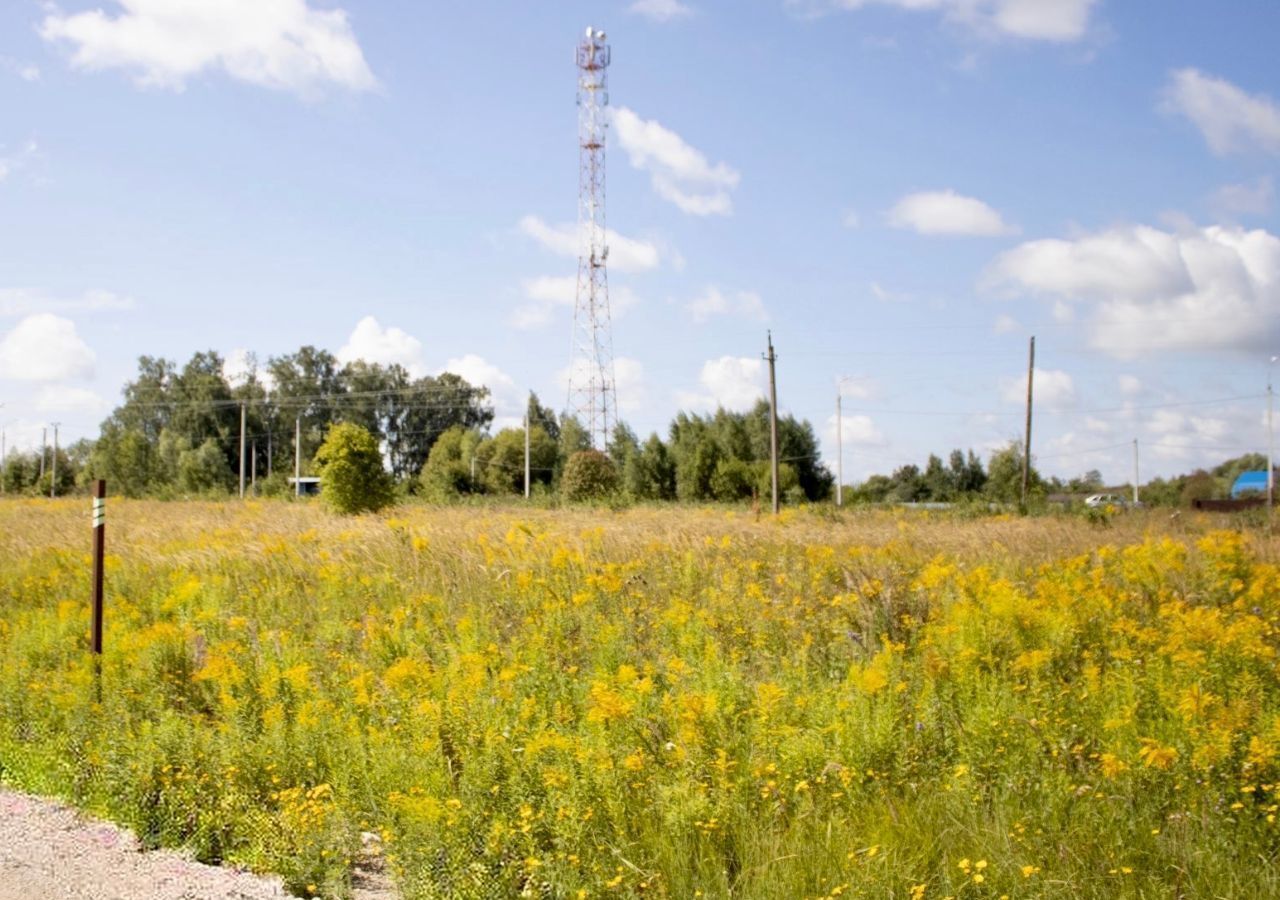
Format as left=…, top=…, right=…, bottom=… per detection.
left=14, top=347, right=830, bottom=503
left=421, top=400, right=830, bottom=503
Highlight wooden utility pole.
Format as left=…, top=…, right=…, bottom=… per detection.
left=765, top=331, right=780, bottom=515
left=238, top=402, right=246, bottom=499
left=1020, top=336, right=1035, bottom=511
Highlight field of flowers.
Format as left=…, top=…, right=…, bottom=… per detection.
left=0, top=499, right=1277, bottom=898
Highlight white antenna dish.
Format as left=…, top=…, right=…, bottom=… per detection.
left=597, top=31, right=607, bottom=41
left=585, top=26, right=593, bottom=38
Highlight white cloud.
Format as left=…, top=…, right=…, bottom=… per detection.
left=842, top=209, right=860, bottom=228
left=1163, top=69, right=1280, bottom=156
left=613, top=357, right=648, bottom=414
left=629, top=0, right=694, bottom=22
left=1143, top=406, right=1254, bottom=461
left=0, top=57, right=40, bottom=82
left=1118, top=374, right=1143, bottom=396
left=611, top=107, right=740, bottom=216
left=0, top=287, right=134, bottom=317
left=0, top=314, right=95, bottom=382
left=0, top=140, right=38, bottom=184
left=686, top=287, right=768, bottom=324
left=35, top=385, right=107, bottom=414
left=826, top=411, right=886, bottom=447
left=40, top=0, right=376, bottom=97
left=1000, top=367, right=1076, bottom=409
left=888, top=189, right=1015, bottom=236
left=222, top=348, right=275, bottom=390
left=798, top=0, right=1099, bottom=42
left=1210, top=176, right=1274, bottom=219
left=337, top=316, right=426, bottom=376
left=518, top=215, right=662, bottom=273
left=675, top=356, right=766, bottom=411
left=511, top=275, right=639, bottom=330
left=993, top=313, right=1020, bottom=334
left=441, top=353, right=520, bottom=413
left=985, top=222, right=1280, bottom=357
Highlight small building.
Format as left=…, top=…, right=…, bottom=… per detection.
left=1230, top=470, right=1272, bottom=498
left=287, top=476, right=322, bottom=496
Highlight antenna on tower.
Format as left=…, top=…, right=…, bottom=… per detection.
left=567, top=24, right=617, bottom=451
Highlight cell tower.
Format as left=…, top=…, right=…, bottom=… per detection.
left=567, top=25, right=617, bottom=451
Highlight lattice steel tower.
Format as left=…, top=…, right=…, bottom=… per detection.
left=567, top=25, right=617, bottom=450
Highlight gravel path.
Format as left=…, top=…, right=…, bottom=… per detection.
left=0, top=788, right=397, bottom=900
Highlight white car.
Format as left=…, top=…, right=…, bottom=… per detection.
left=1084, top=493, right=1126, bottom=509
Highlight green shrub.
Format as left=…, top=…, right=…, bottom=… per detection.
left=561, top=449, right=618, bottom=502
left=314, top=422, right=395, bottom=515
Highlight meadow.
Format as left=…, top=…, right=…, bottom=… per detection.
left=0, top=499, right=1277, bottom=899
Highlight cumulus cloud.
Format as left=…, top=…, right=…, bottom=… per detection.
left=685, top=287, right=767, bottom=324
left=511, top=276, right=639, bottom=330
left=1210, top=176, right=1274, bottom=219
left=1000, top=367, right=1076, bottom=409
left=985, top=222, right=1280, bottom=357
left=337, top=316, right=426, bottom=376
left=993, top=313, right=1021, bottom=334
left=222, top=348, right=274, bottom=390
left=628, top=0, right=694, bottom=22
left=795, top=0, right=1099, bottom=42
left=0, top=313, right=95, bottom=382
left=0, top=287, right=134, bottom=316
left=518, top=215, right=662, bottom=273
left=1118, top=374, right=1143, bottom=396
left=1163, top=69, right=1280, bottom=156
left=888, top=189, right=1015, bottom=236
left=675, top=356, right=766, bottom=411
left=826, top=411, right=886, bottom=447
left=40, top=0, right=376, bottom=96
left=611, top=107, right=740, bottom=216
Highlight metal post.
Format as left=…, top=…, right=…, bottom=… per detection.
left=239, top=402, right=246, bottom=499
left=1021, top=336, right=1035, bottom=511
left=524, top=410, right=531, bottom=500
left=91, top=480, right=105, bottom=655
left=836, top=390, right=843, bottom=507
left=765, top=331, right=780, bottom=515
left=295, top=416, right=302, bottom=497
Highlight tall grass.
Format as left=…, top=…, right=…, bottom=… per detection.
left=0, top=499, right=1277, bottom=898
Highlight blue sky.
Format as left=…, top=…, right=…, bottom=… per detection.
left=1, top=0, right=1278, bottom=483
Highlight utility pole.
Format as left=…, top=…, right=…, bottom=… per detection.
left=1020, top=336, right=1035, bottom=511
left=294, top=416, right=302, bottom=498
left=39, top=426, right=46, bottom=481
left=1132, top=438, right=1140, bottom=506
left=50, top=423, right=60, bottom=498
left=524, top=405, right=531, bottom=500
left=765, top=331, right=780, bottom=515
left=238, top=402, right=246, bottom=499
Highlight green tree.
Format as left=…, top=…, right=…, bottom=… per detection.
left=625, top=434, right=676, bottom=501
left=985, top=441, right=1043, bottom=506
left=418, top=426, right=483, bottom=499
left=178, top=438, right=234, bottom=494
left=314, top=422, right=395, bottom=514
left=89, top=425, right=154, bottom=496
left=562, top=449, right=619, bottom=502
left=479, top=426, right=557, bottom=494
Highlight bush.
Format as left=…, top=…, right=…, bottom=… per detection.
left=561, top=449, right=618, bottom=502
left=314, top=422, right=395, bottom=515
